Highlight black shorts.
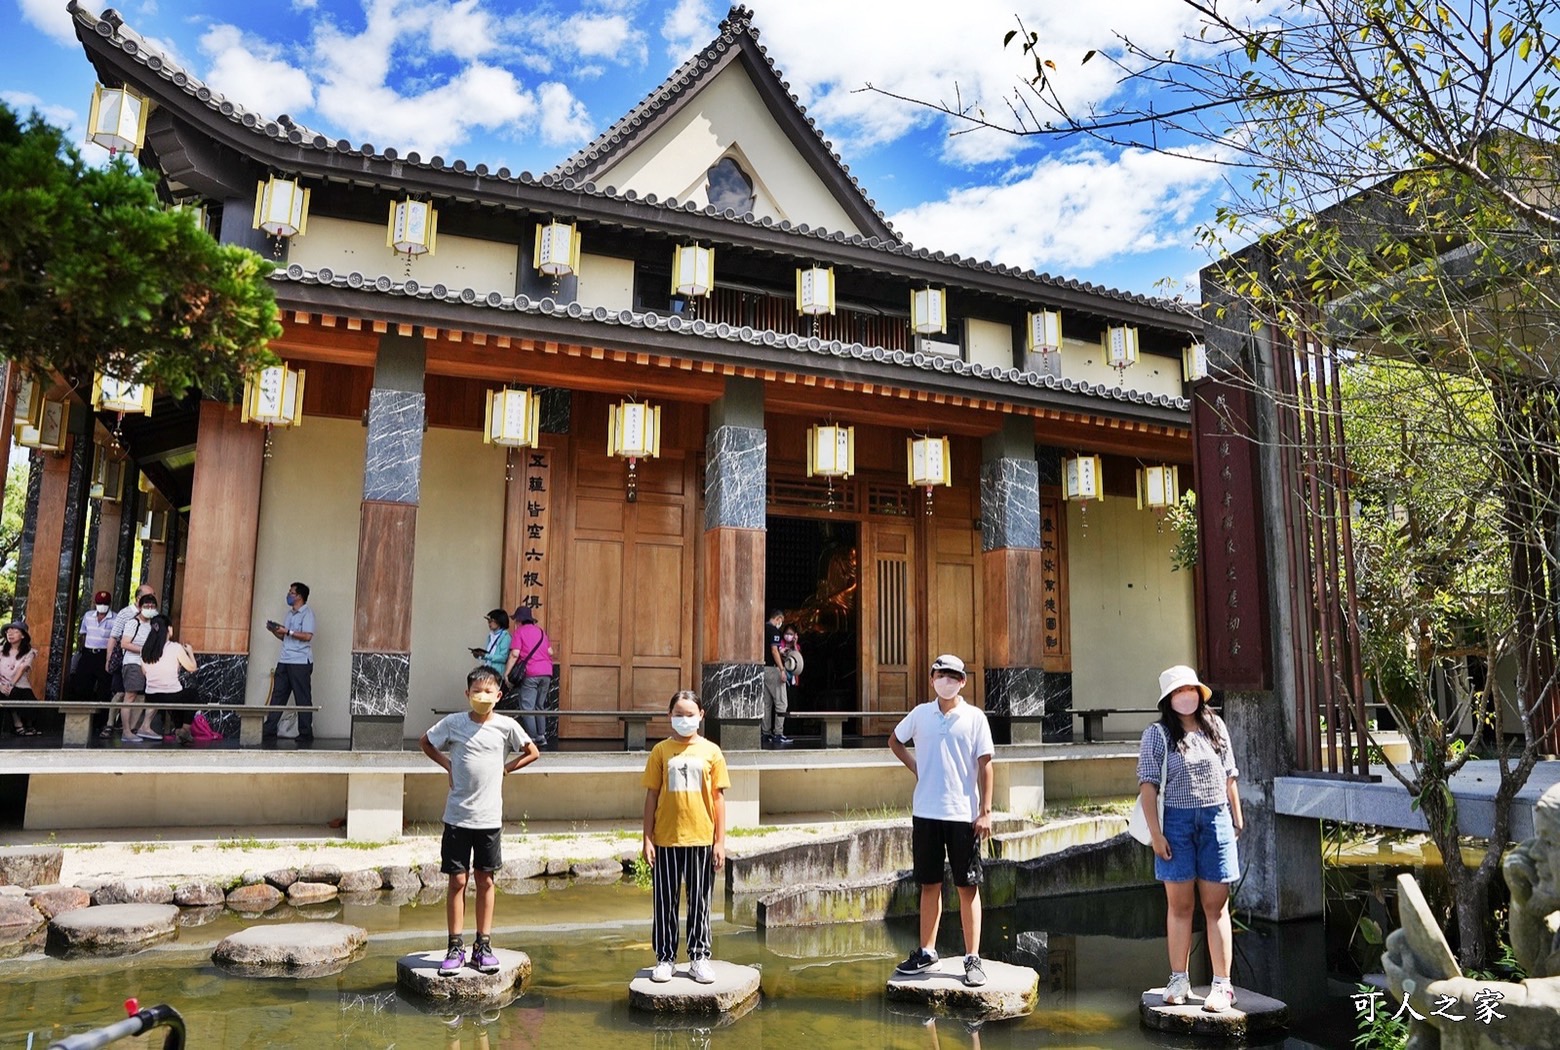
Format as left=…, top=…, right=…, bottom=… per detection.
left=440, top=824, right=503, bottom=874
left=912, top=816, right=983, bottom=887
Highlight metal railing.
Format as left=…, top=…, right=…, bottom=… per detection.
left=50, top=1002, right=186, bottom=1050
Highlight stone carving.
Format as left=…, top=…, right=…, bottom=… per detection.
left=1382, top=782, right=1560, bottom=1048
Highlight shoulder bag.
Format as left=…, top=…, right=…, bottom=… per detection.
left=1127, top=724, right=1170, bottom=846
left=506, top=629, right=547, bottom=687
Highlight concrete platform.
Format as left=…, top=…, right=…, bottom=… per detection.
left=628, top=960, right=761, bottom=1014
left=1140, top=985, right=1288, bottom=1038
left=396, top=948, right=530, bottom=1005
left=884, top=958, right=1037, bottom=1018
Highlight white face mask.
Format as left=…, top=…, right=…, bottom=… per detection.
left=95, top=604, right=109, bottom=615
left=138, top=607, right=155, bottom=619
left=670, top=714, right=702, bottom=738
left=933, top=677, right=963, bottom=701
left=1170, top=691, right=1202, bottom=716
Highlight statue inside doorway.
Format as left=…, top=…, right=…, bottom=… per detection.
left=1381, top=781, right=1560, bottom=1048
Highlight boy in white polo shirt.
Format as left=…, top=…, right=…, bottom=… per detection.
left=888, top=654, right=995, bottom=987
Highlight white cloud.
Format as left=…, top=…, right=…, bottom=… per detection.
left=567, top=14, right=644, bottom=63
left=17, top=0, right=76, bottom=45
left=660, top=0, right=715, bottom=58
left=889, top=146, right=1224, bottom=272
left=1, top=91, right=79, bottom=138
left=199, top=24, right=315, bottom=120
left=537, top=82, right=593, bottom=146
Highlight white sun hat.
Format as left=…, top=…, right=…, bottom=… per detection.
left=1158, top=664, right=1212, bottom=703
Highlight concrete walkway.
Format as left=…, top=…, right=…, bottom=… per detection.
left=1274, top=759, right=1560, bottom=840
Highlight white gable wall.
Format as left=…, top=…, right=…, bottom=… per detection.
left=594, top=62, right=864, bottom=236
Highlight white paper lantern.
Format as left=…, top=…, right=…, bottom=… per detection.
left=253, top=176, right=310, bottom=238
left=796, top=266, right=835, bottom=316
left=1184, top=343, right=1209, bottom=382
left=485, top=388, right=540, bottom=448
left=1137, top=465, right=1180, bottom=509
left=1104, top=326, right=1140, bottom=372
left=911, top=288, right=947, bottom=335
left=242, top=364, right=306, bottom=428
left=86, top=84, right=149, bottom=154
left=1027, top=310, right=1063, bottom=355
left=388, top=198, right=438, bottom=256
left=807, top=424, right=854, bottom=478
left=673, top=244, right=714, bottom=298
left=535, top=220, right=581, bottom=277
left=92, top=372, right=153, bottom=416
left=1063, top=455, right=1104, bottom=502
left=608, top=400, right=661, bottom=460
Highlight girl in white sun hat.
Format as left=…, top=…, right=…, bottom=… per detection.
left=1136, top=664, right=1243, bottom=1014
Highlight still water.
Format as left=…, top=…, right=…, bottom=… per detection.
left=0, top=880, right=1356, bottom=1048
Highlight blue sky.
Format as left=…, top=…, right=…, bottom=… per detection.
left=3, top=0, right=1238, bottom=299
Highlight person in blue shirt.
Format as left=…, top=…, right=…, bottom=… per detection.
left=262, top=581, right=316, bottom=740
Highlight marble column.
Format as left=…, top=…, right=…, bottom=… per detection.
left=349, top=334, right=426, bottom=750
left=12, top=449, right=42, bottom=622
left=27, top=404, right=93, bottom=701
left=180, top=401, right=265, bottom=711
left=701, top=378, right=766, bottom=751
left=981, top=419, right=1070, bottom=742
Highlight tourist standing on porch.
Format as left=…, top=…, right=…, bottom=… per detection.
left=73, top=590, right=116, bottom=730
left=890, top=654, right=994, bottom=988
left=103, top=583, right=155, bottom=736
left=117, top=593, right=161, bottom=742
left=762, top=609, right=790, bottom=747
left=504, top=607, right=553, bottom=747
left=1137, top=664, right=1243, bottom=1014
left=0, top=623, right=39, bottom=736
left=263, top=581, right=315, bottom=741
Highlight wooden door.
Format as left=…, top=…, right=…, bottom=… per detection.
left=927, top=520, right=983, bottom=704
left=862, top=521, right=915, bottom=734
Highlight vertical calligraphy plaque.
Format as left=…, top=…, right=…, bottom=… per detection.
left=1192, top=380, right=1269, bottom=690
left=519, top=450, right=552, bottom=613
left=1038, top=493, right=1070, bottom=667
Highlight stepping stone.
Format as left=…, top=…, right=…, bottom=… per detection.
left=885, top=959, right=1037, bottom=1019
left=226, top=883, right=285, bottom=913
left=213, top=921, right=367, bottom=978
left=93, top=878, right=174, bottom=906
left=28, top=886, right=90, bottom=921
left=0, top=846, right=63, bottom=887
left=174, top=880, right=226, bottom=907
left=396, top=948, right=531, bottom=1005
left=1139, top=985, right=1289, bottom=1038
left=287, top=881, right=338, bottom=905
left=629, top=961, right=761, bottom=1015
left=47, top=903, right=179, bottom=957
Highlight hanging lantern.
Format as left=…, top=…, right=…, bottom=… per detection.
left=672, top=244, right=714, bottom=298
left=1104, top=326, right=1139, bottom=379
left=241, top=364, right=306, bottom=428
left=90, top=445, right=126, bottom=502
left=86, top=84, right=150, bottom=155
left=17, top=398, right=67, bottom=453
left=254, top=175, right=310, bottom=238
left=1136, top=465, right=1180, bottom=510
left=140, top=509, right=168, bottom=544
left=387, top=197, right=438, bottom=257
left=484, top=388, right=540, bottom=448
left=171, top=198, right=210, bottom=235
left=1183, top=343, right=1209, bottom=382
left=92, top=372, right=154, bottom=416
left=535, top=220, right=581, bottom=277
left=12, top=372, right=43, bottom=434
left=608, top=399, right=661, bottom=502
left=806, top=424, right=854, bottom=478
left=1026, top=310, right=1063, bottom=357
left=908, top=435, right=952, bottom=515
left=796, top=266, right=835, bottom=316
left=911, top=288, right=947, bottom=335
left=1062, top=455, right=1104, bottom=502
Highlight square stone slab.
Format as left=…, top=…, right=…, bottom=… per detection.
left=629, top=961, right=761, bottom=1014
left=885, top=958, right=1037, bottom=1018
left=1140, top=985, right=1289, bottom=1038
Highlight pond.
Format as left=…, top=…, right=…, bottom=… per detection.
left=0, top=878, right=1364, bottom=1048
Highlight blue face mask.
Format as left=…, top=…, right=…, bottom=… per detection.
left=285, top=593, right=295, bottom=607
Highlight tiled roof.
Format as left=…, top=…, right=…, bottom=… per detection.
left=548, top=5, right=898, bottom=241
left=271, top=264, right=1191, bottom=415
left=69, top=1, right=1198, bottom=325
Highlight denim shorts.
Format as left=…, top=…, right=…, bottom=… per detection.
left=1155, top=804, right=1239, bottom=883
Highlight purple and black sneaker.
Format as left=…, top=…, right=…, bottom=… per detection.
left=470, top=939, right=500, bottom=975
left=438, top=940, right=466, bottom=976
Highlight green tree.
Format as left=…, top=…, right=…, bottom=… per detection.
left=879, top=0, right=1560, bottom=968
left=0, top=460, right=27, bottom=608
left=0, top=102, right=280, bottom=398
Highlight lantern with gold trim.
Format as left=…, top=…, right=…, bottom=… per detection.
left=796, top=266, right=835, bottom=316
left=92, top=370, right=152, bottom=448
left=535, top=220, right=581, bottom=282
left=911, top=288, right=947, bottom=335
left=1103, top=326, right=1139, bottom=383
left=17, top=397, right=67, bottom=453
left=254, top=175, right=310, bottom=240
left=90, top=444, right=126, bottom=502
left=806, top=423, right=854, bottom=510
left=86, top=84, right=150, bottom=155
left=388, top=197, right=438, bottom=258
left=242, top=363, right=306, bottom=458
left=1027, top=309, right=1063, bottom=364
left=11, top=372, right=43, bottom=435
left=908, top=435, right=952, bottom=515
left=1137, top=464, right=1180, bottom=531
left=485, top=388, right=540, bottom=448
left=1063, top=453, right=1104, bottom=533
left=608, top=399, right=661, bottom=502
left=1183, top=343, right=1209, bottom=383
left=673, top=244, right=714, bottom=299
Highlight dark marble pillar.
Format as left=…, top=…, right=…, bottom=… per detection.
left=112, top=482, right=141, bottom=607
left=350, top=334, right=426, bottom=750
left=44, top=415, right=93, bottom=701
left=12, top=450, right=43, bottom=622
left=702, top=378, right=766, bottom=750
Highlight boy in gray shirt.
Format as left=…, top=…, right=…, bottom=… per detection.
left=419, top=666, right=539, bottom=974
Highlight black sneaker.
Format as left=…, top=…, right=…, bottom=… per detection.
left=896, top=947, right=939, bottom=974
left=964, top=954, right=987, bottom=987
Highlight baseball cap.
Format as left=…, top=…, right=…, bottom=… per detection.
left=930, top=654, right=966, bottom=678
left=93, top=590, right=111, bottom=604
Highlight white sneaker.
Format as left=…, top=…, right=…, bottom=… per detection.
left=1162, top=973, right=1191, bottom=1005
left=1202, top=984, right=1235, bottom=1013
left=650, top=961, right=673, bottom=983
left=689, top=958, right=716, bottom=984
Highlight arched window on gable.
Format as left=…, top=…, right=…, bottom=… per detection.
left=707, top=157, right=756, bottom=215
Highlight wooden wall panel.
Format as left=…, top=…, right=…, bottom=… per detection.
left=982, top=548, right=1045, bottom=668
left=352, top=501, right=418, bottom=652
left=927, top=521, right=983, bottom=704
left=25, top=439, right=75, bottom=692
left=181, top=402, right=265, bottom=654
left=91, top=499, right=123, bottom=599
left=632, top=543, right=685, bottom=658
left=702, top=527, right=764, bottom=664
left=570, top=539, right=624, bottom=655
left=299, top=361, right=373, bottom=420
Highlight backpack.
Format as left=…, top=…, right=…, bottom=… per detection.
left=189, top=713, right=222, bottom=742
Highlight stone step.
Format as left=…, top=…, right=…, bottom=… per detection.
left=212, top=921, right=367, bottom=978
left=396, top=948, right=530, bottom=1006
left=1139, top=985, right=1289, bottom=1038
left=46, top=903, right=178, bottom=957
left=629, top=960, right=761, bottom=1015
left=885, top=958, right=1037, bottom=1019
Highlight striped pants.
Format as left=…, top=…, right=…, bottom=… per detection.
left=651, top=845, right=714, bottom=963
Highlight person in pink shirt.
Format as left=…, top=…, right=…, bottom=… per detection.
left=503, top=607, right=555, bottom=748
left=0, top=622, right=38, bottom=736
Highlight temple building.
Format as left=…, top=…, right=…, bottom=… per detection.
left=30, top=3, right=1205, bottom=749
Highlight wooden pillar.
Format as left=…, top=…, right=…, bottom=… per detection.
left=980, top=419, right=1069, bottom=742
left=349, top=334, right=426, bottom=750
left=700, top=378, right=766, bottom=750
left=180, top=401, right=264, bottom=704
left=25, top=403, right=92, bottom=701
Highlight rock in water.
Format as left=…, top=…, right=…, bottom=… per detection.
left=213, top=922, right=368, bottom=978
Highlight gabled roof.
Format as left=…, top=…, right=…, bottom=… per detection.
left=549, top=5, right=899, bottom=243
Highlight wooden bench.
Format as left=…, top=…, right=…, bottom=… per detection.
left=0, top=701, right=318, bottom=747
left=433, top=708, right=656, bottom=750
left=799, top=710, right=907, bottom=748
left=1074, top=708, right=1161, bottom=742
